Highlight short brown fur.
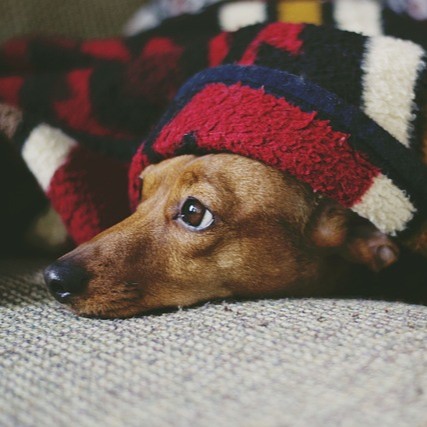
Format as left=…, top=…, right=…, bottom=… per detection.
left=54, top=149, right=427, bottom=318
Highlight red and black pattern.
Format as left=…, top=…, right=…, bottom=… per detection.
left=130, top=65, right=427, bottom=235
left=0, top=20, right=406, bottom=158
left=0, top=2, right=426, bottom=245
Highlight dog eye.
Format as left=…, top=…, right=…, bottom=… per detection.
left=178, top=197, right=214, bottom=231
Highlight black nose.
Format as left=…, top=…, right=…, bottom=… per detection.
left=44, top=261, right=90, bottom=303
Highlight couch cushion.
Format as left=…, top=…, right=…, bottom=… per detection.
left=1, top=258, right=427, bottom=426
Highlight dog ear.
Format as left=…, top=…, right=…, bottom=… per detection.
left=308, top=199, right=399, bottom=272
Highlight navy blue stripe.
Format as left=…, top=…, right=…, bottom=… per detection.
left=144, top=65, right=427, bottom=223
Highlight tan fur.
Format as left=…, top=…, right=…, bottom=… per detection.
left=49, top=104, right=427, bottom=318
left=54, top=153, right=406, bottom=318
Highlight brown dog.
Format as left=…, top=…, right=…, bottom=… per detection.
left=44, top=151, right=427, bottom=318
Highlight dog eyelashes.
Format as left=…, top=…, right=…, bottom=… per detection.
left=177, top=197, right=214, bottom=231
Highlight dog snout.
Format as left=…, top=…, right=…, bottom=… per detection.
left=44, top=260, right=90, bottom=303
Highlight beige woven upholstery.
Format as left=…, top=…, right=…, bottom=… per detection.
left=1, top=258, right=427, bottom=426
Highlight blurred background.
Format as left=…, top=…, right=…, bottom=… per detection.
left=0, top=0, right=425, bottom=43
left=0, top=0, right=148, bottom=42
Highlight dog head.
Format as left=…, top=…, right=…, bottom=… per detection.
left=44, top=154, right=399, bottom=318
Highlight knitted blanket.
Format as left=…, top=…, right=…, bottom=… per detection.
left=126, top=0, right=427, bottom=50
left=0, top=0, right=426, bottom=248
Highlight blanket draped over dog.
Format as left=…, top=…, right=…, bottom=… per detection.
left=0, top=0, right=426, bottom=247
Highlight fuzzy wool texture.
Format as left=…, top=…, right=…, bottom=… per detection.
left=352, top=174, right=416, bottom=235
left=361, top=36, right=426, bottom=147
left=0, top=2, right=426, bottom=246
left=134, top=64, right=426, bottom=237
left=333, top=0, right=383, bottom=35
left=152, top=82, right=381, bottom=208
left=1, top=259, right=427, bottom=427
left=25, top=206, right=69, bottom=249
left=218, top=1, right=267, bottom=31
left=126, top=0, right=427, bottom=45
left=22, top=124, right=77, bottom=192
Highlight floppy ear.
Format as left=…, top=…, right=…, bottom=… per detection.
left=308, top=199, right=399, bottom=272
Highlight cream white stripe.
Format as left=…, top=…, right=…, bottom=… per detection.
left=219, top=1, right=266, bottom=32
left=352, top=174, right=415, bottom=235
left=361, top=37, right=426, bottom=147
left=334, top=0, right=383, bottom=36
left=123, top=8, right=161, bottom=35
left=22, top=124, right=77, bottom=192
left=26, top=206, right=69, bottom=249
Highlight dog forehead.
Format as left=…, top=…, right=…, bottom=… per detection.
left=196, top=154, right=286, bottom=188
left=141, top=155, right=197, bottom=178
left=184, top=154, right=300, bottom=207
left=185, top=155, right=316, bottom=228
left=141, top=153, right=303, bottom=208
left=140, top=155, right=197, bottom=191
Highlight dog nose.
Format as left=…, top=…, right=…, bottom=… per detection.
left=44, top=261, right=90, bottom=302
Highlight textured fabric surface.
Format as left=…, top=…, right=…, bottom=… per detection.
left=124, top=0, right=222, bottom=35
left=125, top=0, right=427, bottom=49
left=131, top=64, right=427, bottom=236
left=1, top=258, right=427, bottom=427
left=0, top=0, right=148, bottom=42
left=1, top=14, right=426, bottom=246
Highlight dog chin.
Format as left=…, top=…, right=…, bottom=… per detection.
left=65, top=298, right=145, bottom=319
